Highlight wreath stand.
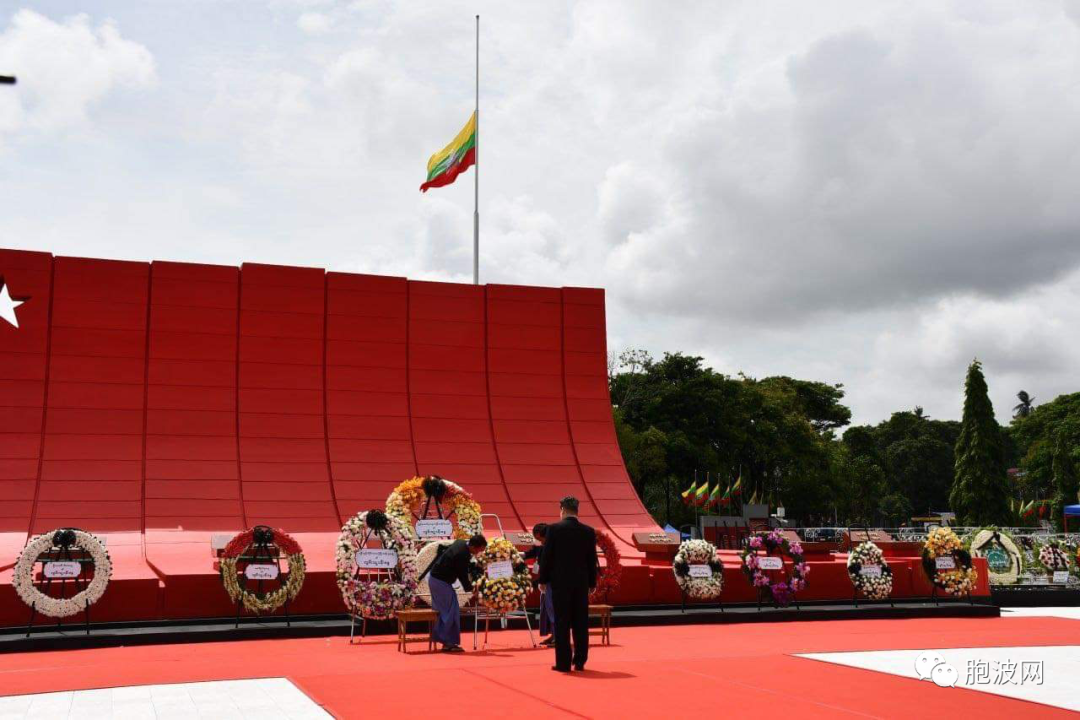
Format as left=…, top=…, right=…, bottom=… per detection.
left=930, top=574, right=975, bottom=606
left=348, top=523, right=400, bottom=644
left=231, top=526, right=292, bottom=629
left=753, top=548, right=800, bottom=612
left=680, top=588, right=724, bottom=614
left=472, top=514, right=537, bottom=651
left=24, top=528, right=96, bottom=637
left=849, top=526, right=894, bottom=609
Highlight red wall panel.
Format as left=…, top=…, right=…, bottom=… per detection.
left=145, top=261, right=244, bottom=535
left=238, top=264, right=338, bottom=531
left=325, top=272, right=415, bottom=519
left=408, top=281, right=521, bottom=531
left=0, top=250, right=50, bottom=547
left=36, top=257, right=148, bottom=534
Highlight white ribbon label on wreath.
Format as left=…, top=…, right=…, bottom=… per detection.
left=244, top=564, right=280, bottom=581
left=356, top=549, right=399, bottom=569
left=935, top=556, right=956, bottom=570
left=1053, top=570, right=1069, bottom=584
left=758, top=556, right=784, bottom=570
left=43, top=561, right=81, bottom=579
left=486, top=560, right=513, bottom=579
left=415, top=519, right=453, bottom=539
left=859, top=564, right=882, bottom=577
left=688, top=564, right=712, bottom=578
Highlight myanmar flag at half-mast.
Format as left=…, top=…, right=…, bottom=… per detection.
left=707, top=483, right=721, bottom=509
left=681, top=481, right=697, bottom=506
left=694, top=482, right=709, bottom=507
left=420, top=112, right=477, bottom=192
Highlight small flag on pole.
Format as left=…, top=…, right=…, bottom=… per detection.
left=707, top=483, right=721, bottom=509
left=694, top=482, right=709, bottom=507
left=681, top=481, right=697, bottom=506
left=420, top=112, right=477, bottom=192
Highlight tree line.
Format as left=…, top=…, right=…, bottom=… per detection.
left=609, top=351, right=1079, bottom=529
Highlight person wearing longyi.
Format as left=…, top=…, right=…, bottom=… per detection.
left=522, top=523, right=555, bottom=645
left=537, top=497, right=598, bottom=672
left=426, top=534, right=487, bottom=653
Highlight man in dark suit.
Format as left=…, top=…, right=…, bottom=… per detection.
left=537, top=496, right=598, bottom=672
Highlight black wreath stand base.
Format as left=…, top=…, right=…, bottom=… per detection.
left=25, top=528, right=92, bottom=638
left=680, top=589, right=724, bottom=614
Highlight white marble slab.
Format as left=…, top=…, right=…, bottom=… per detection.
left=797, top=645, right=1080, bottom=711
left=0, top=677, right=329, bottom=720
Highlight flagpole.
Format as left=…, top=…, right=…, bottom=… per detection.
left=473, top=14, right=480, bottom=286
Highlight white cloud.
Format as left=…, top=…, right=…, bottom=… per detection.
left=0, top=9, right=155, bottom=139
left=297, top=12, right=332, bottom=35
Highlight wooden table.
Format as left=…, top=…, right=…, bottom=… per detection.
left=588, top=604, right=612, bottom=646
left=395, top=608, right=438, bottom=653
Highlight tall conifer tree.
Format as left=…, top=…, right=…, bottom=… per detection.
left=950, top=360, right=1010, bottom=525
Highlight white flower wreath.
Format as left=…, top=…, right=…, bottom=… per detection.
left=846, top=541, right=893, bottom=600
left=673, top=539, right=724, bottom=599
left=415, top=540, right=472, bottom=608
left=14, top=529, right=112, bottom=618
left=336, top=510, right=419, bottom=619
left=967, top=528, right=1022, bottom=585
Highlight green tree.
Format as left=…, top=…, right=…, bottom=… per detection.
left=950, top=360, right=1010, bottom=525
left=1051, top=432, right=1079, bottom=530
left=1013, top=390, right=1035, bottom=419
left=1010, top=392, right=1080, bottom=503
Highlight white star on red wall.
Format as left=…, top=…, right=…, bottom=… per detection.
left=0, top=277, right=27, bottom=328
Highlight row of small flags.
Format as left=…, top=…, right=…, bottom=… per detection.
left=681, top=476, right=742, bottom=509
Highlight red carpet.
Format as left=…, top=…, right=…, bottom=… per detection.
left=1, top=616, right=1075, bottom=718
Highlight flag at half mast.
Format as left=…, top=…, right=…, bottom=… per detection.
left=420, top=112, right=477, bottom=192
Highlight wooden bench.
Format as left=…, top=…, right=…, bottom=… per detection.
left=588, top=604, right=612, bottom=646
left=395, top=608, right=438, bottom=653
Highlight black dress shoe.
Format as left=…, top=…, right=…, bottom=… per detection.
left=551, top=666, right=571, bottom=673
left=574, top=665, right=585, bottom=671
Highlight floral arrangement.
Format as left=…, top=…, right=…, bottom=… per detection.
left=219, top=526, right=306, bottom=614
left=13, top=528, right=112, bottom=618
left=673, top=539, right=724, bottom=599
left=386, top=476, right=483, bottom=540
left=739, top=529, right=809, bottom=607
left=415, top=540, right=472, bottom=607
left=846, top=541, right=893, bottom=600
left=473, top=537, right=531, bottom=614
left=965, top=528, right=1022, bottom=585
left=336, top=510, right=418, bottom=619
left=590, top=530, right=623, bottom=602
left=922, top=526, right=978, bottom=596
left=1035, top=540, right=1072, bottom=576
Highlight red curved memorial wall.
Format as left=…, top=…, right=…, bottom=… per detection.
left=0, top=249, right=661, bottom=622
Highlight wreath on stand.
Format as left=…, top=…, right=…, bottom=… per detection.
left=922, top=527, right=978, bottom=596
left=590, top=530, right=623, bottom=602
left=415, top=540, right=472, bottom=608
left=673, top=539, right=724, bottom=599
left=846, top=541, right=893, bottom=600
left=386, top=476, right=483, bottom=540
left=1034, top=540, right=1074, bottom=582
left=219, top=526, right=306, bottom=614
left=965, top=528, right=1023, bottom=585
left=336, top=510, right=419, bottom=619
left=739, top=529, right=809, bottom=607
left=14, top=528, right=112, bottom=618
left=472, top=537, right=531, bottom=614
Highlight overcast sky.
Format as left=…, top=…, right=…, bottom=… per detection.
left=3, top=1, right=1079, bottom=426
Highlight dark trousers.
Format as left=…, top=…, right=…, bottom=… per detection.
left=552, top=583, right=589, bottom=670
